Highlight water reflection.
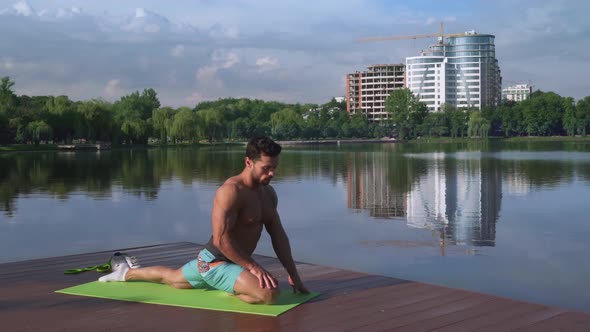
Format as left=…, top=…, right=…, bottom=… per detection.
left=1, top=143, right=590, bottom=244
left=346, top=148, right=501, bottom=247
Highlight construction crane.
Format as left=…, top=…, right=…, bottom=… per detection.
left=357, top=22, right=474, bottom=45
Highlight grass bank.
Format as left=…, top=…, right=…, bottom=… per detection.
left=0, top=144, right=59, bottom=152
left=411, top=136, right=590, bottom=144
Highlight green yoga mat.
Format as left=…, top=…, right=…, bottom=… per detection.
left=56, top=281, right=320, bottom=316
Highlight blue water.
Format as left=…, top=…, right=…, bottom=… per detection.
left=1, top=142, right=589, bottom=313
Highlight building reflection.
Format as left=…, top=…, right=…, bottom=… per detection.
left=347, top=152, right=502, bottom=247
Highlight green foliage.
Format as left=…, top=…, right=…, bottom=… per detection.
left=46, top=96, right=78, bottom=143
left=468, top=111, right=491, bottom=138
left=271, top=108, right=301, bottom=139
left=77, top=99, right=114, bottom=142
left=3, top=76, right=590, bottom=144
left=170, top=108, right=197, bottom=142
left=26, top=120, right=52, bottom=145
left=384, top=89, right=428, bottom=140
left=521, top=91, right=565, bottom=136
left=114, top=89, right=160, bottom=144
left=576, top=96, right=590, bottom=136
left=152, top=107, right=177, bottom=144
left=562, top=97, right=577, bottom=136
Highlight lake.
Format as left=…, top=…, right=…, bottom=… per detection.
left=1, top=141, right=589, bottom=313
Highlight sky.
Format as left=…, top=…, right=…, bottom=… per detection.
left=1, top=0, right=589, bottom=108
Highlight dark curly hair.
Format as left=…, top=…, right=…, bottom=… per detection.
left=246, top=136, right=282, bottom=161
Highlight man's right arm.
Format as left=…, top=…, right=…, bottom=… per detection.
left=211, top=184, right=277, bottom=289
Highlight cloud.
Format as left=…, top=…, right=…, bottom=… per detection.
left=0, top=57, right=15, bottom=70
left=213, top=50, right=239, bottom=69
left=255, top=56, right=279, bottom=73
left=1, top=0, right=589, bottom=108
left=12, top=1, right=35, bottom=16
left=103, top=79, right=123, bottom=99
left=256, top=56, right=278, bottom=67
left=170, top=44, right=185, bottom=58
left=195, top=50, right=240, bottom=92
left=184, top=91, right=207, bottom=106
left=207, top=23, right=239, bottom=39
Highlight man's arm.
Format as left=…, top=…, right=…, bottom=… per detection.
left=211, top=184, right=277, bottom=289
left=264, top=186, right=309, bottom=293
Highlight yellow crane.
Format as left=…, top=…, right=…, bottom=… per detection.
left=357, top=22, right=473, bottom=45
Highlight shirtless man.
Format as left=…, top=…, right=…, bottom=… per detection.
left=99, top=136, right=308, bottom=304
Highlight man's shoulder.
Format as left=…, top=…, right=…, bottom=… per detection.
left=216, top=178, right=241, bottom=200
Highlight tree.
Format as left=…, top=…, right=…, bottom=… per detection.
left=576, top=96, right=590, bottom=136
left=385, top=89, right=428, bottom=140
left=270, top=108, right=301, bottom=139
left=301, top=111, right=321, bottom=139
left=499, top=101, right=524, bottom=137
left=170, top=108, right=196, bottom=142
left=468, top=111, right=491, bottom=138
left=422, top=112, right=449, bottom=137
left=0, top=77, right=16, bottom=111
left=562, top=97, right=577, bottom=136
left=0, top=77, right=16, bottom=143
left=77, top=99, right=114, bottom=142
left=481, top=105, right=501, bottom=136
left=114, top=89, right=160, bottom=144
left=522, top=91, right=564, bottom=136
left=196, top=108, right=223, bottom=142
left=26, top=120, right=52, bottom=145
left=46, top=96, right=78, bottom=143
left=152, top=107, right=177, bottom=143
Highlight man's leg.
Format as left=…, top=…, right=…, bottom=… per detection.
left=126, top=266, right=193, bottom=289
left=232, top=270, right=280, bottom=304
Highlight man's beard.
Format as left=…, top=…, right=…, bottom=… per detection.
left=254, top=174, right=272, bottom=185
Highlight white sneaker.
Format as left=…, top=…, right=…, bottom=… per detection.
left=97, top=252, right=139, bottom=282
left=98, top=260, right=129, bottom=282
left=122, top=254, right=141, bottom=269
left=112, top=252, right=141, bottom=269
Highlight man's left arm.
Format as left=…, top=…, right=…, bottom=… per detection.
left=264, top=186, right=309, bottom=294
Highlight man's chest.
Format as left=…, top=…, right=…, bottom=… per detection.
left=238, top=194, right=274, bottom=225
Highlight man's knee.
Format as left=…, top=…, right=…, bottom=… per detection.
left=258, top=288, right=280, bottom=304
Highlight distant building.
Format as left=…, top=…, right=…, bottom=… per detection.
left=502, top=84, right=532, bottom=102
left=406, top=31, right=502, bottom=111
left=346, top=64, right=405, bottom=121
left=333, top=96, right=345, bottom=103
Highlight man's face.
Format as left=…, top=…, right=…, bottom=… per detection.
left=247, top=154, right=279, bottom=185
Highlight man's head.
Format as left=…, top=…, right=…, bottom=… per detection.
left=245, top=136, right=282, bottom=185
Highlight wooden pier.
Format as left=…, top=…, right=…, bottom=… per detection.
left=57, top=143, right=111, bottom=150
left=2, top=242, right=589, bottom=331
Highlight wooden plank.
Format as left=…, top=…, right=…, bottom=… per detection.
left=515, top=312, right=590, bottom=332
left=307, top=287, right=470, bottom=331
left=279, top=283, right=450, bottom=330
left=477, top=307, right=566, bottom=332
left=428, top=301, right=547, bottom=332
left=1, top=242, right=589, bottom=332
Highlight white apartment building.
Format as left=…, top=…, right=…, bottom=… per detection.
left=502, top=84, right=532, bottom=102
left=346, top=64, right=405, bottom=121
left=406, top=31, right=502, bottom=111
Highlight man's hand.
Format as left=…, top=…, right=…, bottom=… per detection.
left=249, top=265, right=278, bottom=289
left=288, top=275, right=309, bottom=294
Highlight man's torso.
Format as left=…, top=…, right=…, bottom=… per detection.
left=206, top=176, right=276, bottom=261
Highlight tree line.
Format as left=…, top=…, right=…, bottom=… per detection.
left=385, top=88, right=590, bottom=140
left=2, top=75, right=590, bottom=145
left=0, top=76, right=391, bottom=145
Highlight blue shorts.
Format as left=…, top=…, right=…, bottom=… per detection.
left=181, top=248, right=245, bottom=293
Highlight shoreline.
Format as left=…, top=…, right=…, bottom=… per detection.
left=2, top=135, right=590, bottom=153
left=276, top=138, right=401, bottom=145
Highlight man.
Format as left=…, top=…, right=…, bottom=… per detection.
left=99, top=135, right=308, bottom=304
